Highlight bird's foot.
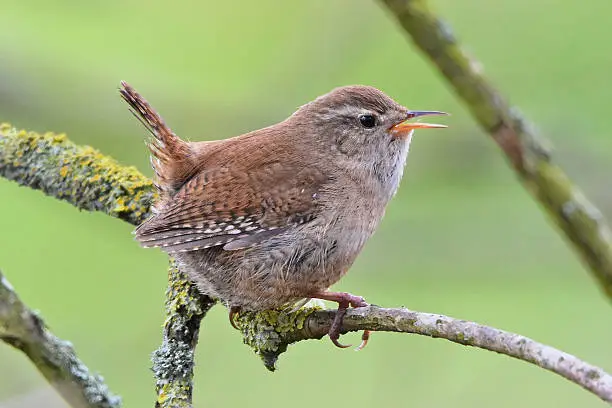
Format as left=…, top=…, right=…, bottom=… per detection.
left=229, top=305, right=241, bottom=330
left=310, top=291, right=371, bottom=350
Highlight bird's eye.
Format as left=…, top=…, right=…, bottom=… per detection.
left=358, top=114, right=376, bottom=128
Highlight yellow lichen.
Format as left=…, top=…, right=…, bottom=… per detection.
left=0, top=123, right=12, bottom=133
left=53, top=133, right=67, bottom=143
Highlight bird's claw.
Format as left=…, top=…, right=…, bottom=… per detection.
left=355, top=330, right=371, bottom=351
left=311, top=291, right=371, bottom=350
left=330, top=333, right=352, bottom=348
left=229, top=306, right=241, bottom=330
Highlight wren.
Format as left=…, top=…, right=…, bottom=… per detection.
left=120, top=81, right=447, bottom=349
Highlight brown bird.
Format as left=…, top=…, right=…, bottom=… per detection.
left=120, top=81, right=447, bottom=349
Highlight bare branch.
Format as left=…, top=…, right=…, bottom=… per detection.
left=0, top=269, right=121, bottom=408
left=378, top=0, right=612, bottom=298
left=237, top=306, right=612, bottom=403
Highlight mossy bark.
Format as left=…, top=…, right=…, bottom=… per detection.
left=0, top=123, right=216, bottom=408
left=236, top=305, right=612, bottom=402
left=3, top=2, right=612, bottom=402
left=0, top=123, right=154, bottom=225
left=153, top=264, right=216, bottom=408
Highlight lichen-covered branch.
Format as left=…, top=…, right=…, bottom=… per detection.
left=0, top=269, right=121, bottom=408
left=0, top=123, right=213, bottom=407
left=237, top=306, right=612, bottom=403
left=0, top=123, right=154, bottom=225
left=1, top=115, right=612, bottom=404
left=153, top=263, right=216, bottom=408
left=378, top=0, right=612, bottom=299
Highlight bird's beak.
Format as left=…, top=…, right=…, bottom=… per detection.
left=390, top=110, right=448, bottom=138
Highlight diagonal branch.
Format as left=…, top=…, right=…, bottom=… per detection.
left=1, top=113, right=612, bottom=403
left=0, top=269, right=121, bottom=408
left=1, top=2, right=610, bottom=407
left=378, top=0, right=612, bottom=299
left=0, top=123, right=154, bottom=225
left=0, top=123, right=214, bottom=407
left=237, top=306, right=612, bottom=403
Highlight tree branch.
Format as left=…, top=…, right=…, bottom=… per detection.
left=0, top=2, right=609, bottom=407
left=237, top=306, right=612, bottom=403
left=0, top=269, right=121, bottom=408
left=378, top=0, right=612, bottom=299
left=2, top=110, right=612, bottom=403
left=0, top=123, right=212, bottom=407
left=0, top=123, right=154, bottom=225
left=152, top=263, right=216, bottom=408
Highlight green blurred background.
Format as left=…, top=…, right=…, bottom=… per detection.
left=1, top=0, right=612, bottom=406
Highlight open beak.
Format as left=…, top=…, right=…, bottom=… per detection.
left=390, top=110, right=448, bottom=137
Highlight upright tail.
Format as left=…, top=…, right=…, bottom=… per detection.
left=119, top=81, right=192, bottom=196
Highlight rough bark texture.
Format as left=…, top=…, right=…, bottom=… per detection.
left=2, top=2, right=612, bottom=404
left=0, top=270, right=121, bottom=408
left=152, top=263, right=216, bottom=408
left=0, top=123, right=214, bottom=408
left=236, top=306, right=612, bottom=402
left=0, top=123, right=154, bottom=225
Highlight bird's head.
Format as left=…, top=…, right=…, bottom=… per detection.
left=293, top=85, right=448, bottom=191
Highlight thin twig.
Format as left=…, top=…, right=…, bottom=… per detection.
left=237, top=306, right=612, bottom=403
left=378, top=0, right=612, bottom=298
left=0, top=269, right=121, bottom=408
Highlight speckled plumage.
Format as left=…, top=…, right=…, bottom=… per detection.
left=120, top=82, right=446, bottom=347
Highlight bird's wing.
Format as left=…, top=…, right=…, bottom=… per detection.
left=135, top=163, right=328, bottom=253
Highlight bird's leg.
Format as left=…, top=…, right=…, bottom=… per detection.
left=310, top=291, right=371, bottom=350
left=229, top=305, right=241, bottom=330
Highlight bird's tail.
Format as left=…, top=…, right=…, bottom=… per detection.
left=119, top=81, right=192, bottom=196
